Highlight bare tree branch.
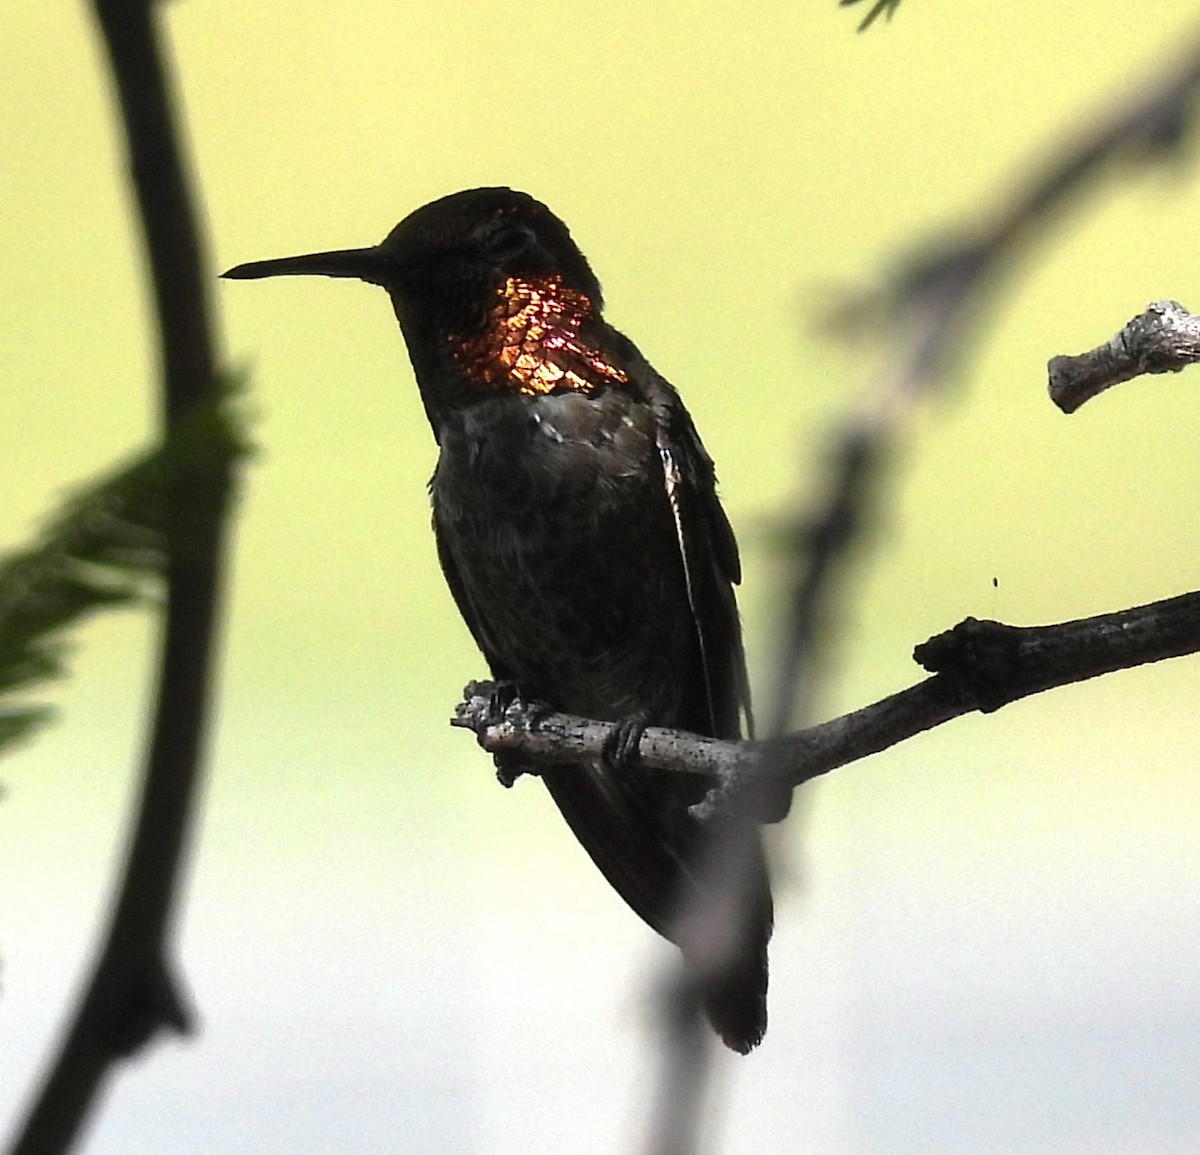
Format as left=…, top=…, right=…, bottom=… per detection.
left=456, top=590, right=1200, bottom=806
left=7, top=3, right=236, bottom=1153
left=1048, top=299, right=1200, bottom=412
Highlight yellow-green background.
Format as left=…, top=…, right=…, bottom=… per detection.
left=3, top=2, right=1199, bottom=1151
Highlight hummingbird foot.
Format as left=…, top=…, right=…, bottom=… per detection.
left=600, top=710, right=652, bottom=775
left=462, top=679, right=553, bottom=787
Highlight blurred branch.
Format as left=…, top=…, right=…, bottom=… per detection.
left=642, top=29, right=1200, bottom=1147
left=7, top=2, right=238, bottom=1153
left=771, top=27, right=1200, bottom=736
left=456, top=590, right=1200, bottom=804
left=643, top=986, right=711, bottom=1155
left=1049, top=299, right=1200, bottom=412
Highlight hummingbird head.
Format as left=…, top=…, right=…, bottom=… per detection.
left=383, top=188, right=604, bottom=314
left=223, top=187, right=603, bottom=326
left=224, top=188, right=624, bottom=422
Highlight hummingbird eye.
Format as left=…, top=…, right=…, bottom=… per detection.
left=478, top=221, right=537, bottom=264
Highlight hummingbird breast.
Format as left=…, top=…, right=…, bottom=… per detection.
left=430, top=387, right=704, bottom=726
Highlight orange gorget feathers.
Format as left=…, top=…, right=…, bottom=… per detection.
left=451, top=275, right=629, bottom=397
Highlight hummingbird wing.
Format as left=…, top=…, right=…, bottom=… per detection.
left=652, top=390, right=753, bottom=742
left=635, top=374, right=773, bottom=1051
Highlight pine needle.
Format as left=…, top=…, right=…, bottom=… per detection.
left=840, top=0, right=903, bottom=32
left=0, top=384, right=251, bottom=756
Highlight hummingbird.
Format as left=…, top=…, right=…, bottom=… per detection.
left=224, top=187, right=774, bottom=1052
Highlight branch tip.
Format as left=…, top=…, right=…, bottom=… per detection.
left=1049, top=299, right=1200, bottom=412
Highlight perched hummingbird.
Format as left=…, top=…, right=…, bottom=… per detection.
left=224, top=188, right=773, bottom=1052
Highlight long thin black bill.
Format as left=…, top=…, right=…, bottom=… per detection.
left=221, top=246, right=389, bottom=283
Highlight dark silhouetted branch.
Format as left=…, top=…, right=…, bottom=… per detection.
left=1049, top=299, right=1200, bottom=412
left=7, top=3, right=237, bottom=1153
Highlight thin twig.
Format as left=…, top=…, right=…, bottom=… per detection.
left=1049, top=299, right=1200, bottom=412
left=7, top=3, right=234, bottom=1152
